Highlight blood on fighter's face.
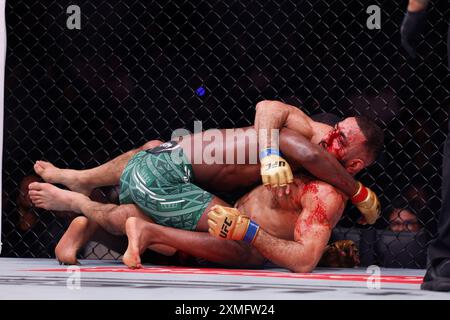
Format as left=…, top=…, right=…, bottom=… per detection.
left=319, top=117, right=366, bottom=162
left=319, top=125, right=347, bottom=161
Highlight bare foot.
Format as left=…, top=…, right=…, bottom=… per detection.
left=123, top=217, right=177, bottom=269
left=33, top=161, right=93, bottom=196
left=55, top=216, right=91, bottom=265
left=123, top=217, right=146, bottom=269
left=28, top=182, right=87, bottom=213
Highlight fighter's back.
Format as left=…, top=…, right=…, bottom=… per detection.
left=178, top=126, right=264, bottom=192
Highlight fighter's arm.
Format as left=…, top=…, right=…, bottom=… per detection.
left=279, top=128, right=380, bottom=224
left=255, top=100, right=314, bottom=189
left=279, top=127, right=357, bottom=197
left=252, top=185, right=344, bottom=272
left=208, top=184, right=345, bottom=273
left=408, top=0, right=429, bottom=11
left=401, top=0, right=429, bottom=58
left=255, top=100, right=314, bottom=146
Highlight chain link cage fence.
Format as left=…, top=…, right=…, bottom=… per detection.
left=2, top=0, right=449, bottom=268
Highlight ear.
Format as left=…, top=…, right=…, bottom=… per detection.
left=345, top=158, right=365, bottom=175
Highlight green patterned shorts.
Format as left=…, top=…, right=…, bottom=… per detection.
left=119, top=141, right=213, bottom=230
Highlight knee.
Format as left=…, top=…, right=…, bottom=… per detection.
left=139, top=140, right=163, bottom=151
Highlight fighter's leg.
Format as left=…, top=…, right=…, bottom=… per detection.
left=30, top=181, right=143, bottom=235
left=114, top=142, right=260, bottom=268
left=55, top=216, right=100, bottom=265
left=123, top=194, right=264, bottom=268
left=30, top=182, right=177, bottom=260
left=33, top=140, right=163, bottom=195
left=55, top=215, right=174, bottom=265
left=123, top=216, right=265, bottom=269
left=53, top=187, right=123, bottom=265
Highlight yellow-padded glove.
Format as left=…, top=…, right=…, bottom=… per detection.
left=207, top=205, right=259, bottom=244
left=351, top=182, right=381, bottom=225
left=260, top=149, right=294, bottom=187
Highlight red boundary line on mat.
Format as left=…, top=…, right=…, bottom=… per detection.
left=26, top=266, right=423, bottom=284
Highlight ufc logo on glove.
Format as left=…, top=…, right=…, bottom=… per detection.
left=265, top=161, right=286, bottom=170
left=219, top=217, right=233, bottom=238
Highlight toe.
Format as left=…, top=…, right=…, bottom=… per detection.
left=34, top=162, right=44, bottom=174
left=40, top=161, right=54, bottom=169
left=29, top=190, right=40, bottom=196
left=29, top=182, right=42, bottom=191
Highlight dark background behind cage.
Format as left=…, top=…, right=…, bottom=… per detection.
left=2, top=0, right=449, bottom=268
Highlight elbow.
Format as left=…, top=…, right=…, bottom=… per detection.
left=291, top=264, right=315, bottom=274
left=290, top=259, right=317, bottom=273
left=255, top=100, right=275, bottom=111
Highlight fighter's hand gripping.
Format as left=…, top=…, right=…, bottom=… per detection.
left=351, top=182, right=381, bottom=225
left=260, top=148, right=294, bottom=188
left=207, top=205, right=260, bottom=244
